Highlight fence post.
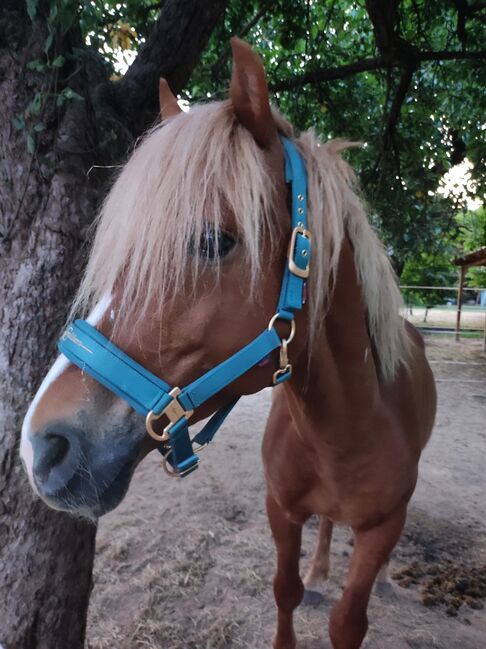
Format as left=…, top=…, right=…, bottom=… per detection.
left=455, top=266, right=466, bottom=342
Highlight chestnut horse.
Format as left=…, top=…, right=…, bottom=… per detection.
left=20, top=39, right=436, bottom=649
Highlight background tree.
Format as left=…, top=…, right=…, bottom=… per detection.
left=188, top=0, right=486, bottom=274
left=0, top=1, right=484, bottom=647
left=82, top=0, right=485, bottom=271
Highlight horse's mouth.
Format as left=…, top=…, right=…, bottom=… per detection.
left=37, top=453, right=138, bottom=519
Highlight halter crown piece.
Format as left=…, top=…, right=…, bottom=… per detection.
left=58, top=137, right=311, bottom=478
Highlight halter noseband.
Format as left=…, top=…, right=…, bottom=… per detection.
left=58, top=137, right=311, bottom=478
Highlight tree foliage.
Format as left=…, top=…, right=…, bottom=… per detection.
left=10, top=0, right=486, bottom=272
left=75, top=0, right=485, bottom=274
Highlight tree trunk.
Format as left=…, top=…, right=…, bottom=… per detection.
left=0, top=1, right=227, bottom=646
left=0, top=6, right=106, bottom=648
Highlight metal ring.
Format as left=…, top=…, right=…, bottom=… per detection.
left=267, top=314, right=296, bottom=344
left=160, top=450, right=180, bottom=478
left=145, top=410, right=170, bottom=442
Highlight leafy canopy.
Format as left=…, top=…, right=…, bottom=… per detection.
left=79, top=0, right=485, bottom=276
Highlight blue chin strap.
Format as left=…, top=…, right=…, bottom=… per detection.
left=58, top=136, right=311, bottom=478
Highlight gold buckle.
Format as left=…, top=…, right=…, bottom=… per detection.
left=288, top=225, right=311, bottom=279
left=145, top=387, right=194, bottom=442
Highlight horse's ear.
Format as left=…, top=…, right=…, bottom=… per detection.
left=159, top=78, right=182, bottom=120
left=229, top=38, right=277, bottom=148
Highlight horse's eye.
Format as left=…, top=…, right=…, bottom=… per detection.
left=197, top=227, right=236, bottom=260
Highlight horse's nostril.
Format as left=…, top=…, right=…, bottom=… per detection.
left=32, top=433, right=71, bottom=485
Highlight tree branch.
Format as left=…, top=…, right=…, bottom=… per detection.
left=365, top=0, right=401, bottom=56
left=270, top=49, right=486, bottom=92
left=383, top=65, right=415, bottom=149
left=211, top=6, right=268, bottom=75
left=270, top=57, right=388, bottom=91
left=419, top=49, right=486, bottom=61
left=115, top=0, right=228, bottom=134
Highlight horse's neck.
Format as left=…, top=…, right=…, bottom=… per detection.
left=288, top=238, right=381, bottom=445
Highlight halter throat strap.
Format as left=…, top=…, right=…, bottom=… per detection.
left=58, top=136, right=310, bottom=477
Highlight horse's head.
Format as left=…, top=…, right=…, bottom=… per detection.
left=20, top=40, right=305, bottom=518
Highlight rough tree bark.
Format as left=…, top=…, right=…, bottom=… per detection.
left=0, top=1, right=227, bottom=647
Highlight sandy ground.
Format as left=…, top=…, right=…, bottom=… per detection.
left=405, top=307, right=486, bottom=331
left=86, top=338, right=486, bottom=649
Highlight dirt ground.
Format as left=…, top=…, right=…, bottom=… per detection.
left=86, top=337, right=486, bottom=649
left=406, top=307, right=486, bottom=331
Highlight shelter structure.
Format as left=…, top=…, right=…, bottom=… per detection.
left=453, top=247, right=486, bottom=350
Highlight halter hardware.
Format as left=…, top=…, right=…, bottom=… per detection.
left=145, top=387, right=194, bottom=442
left=267, top=314, right=296, bottom=385
left=273, top=338, right=292, bottom=385
left=288, top=224, right=311, bottom=279
left=161, top=439, right=210, bottom=478
left=58, top=136, right=310, bottom=478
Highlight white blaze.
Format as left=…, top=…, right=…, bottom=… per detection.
left=20, top=294, right=112, bottom=479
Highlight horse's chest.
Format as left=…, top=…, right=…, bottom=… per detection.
left=279, top=451, right=413, bottom=527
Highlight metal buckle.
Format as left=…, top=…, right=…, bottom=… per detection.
left=267, top=316, right=296, bottom=385
left=288, top=224, right=311, bottom=279
left=145, top=387, right=194, bottom=442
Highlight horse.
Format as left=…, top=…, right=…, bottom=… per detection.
left=20, top=38, right=436, bottom=649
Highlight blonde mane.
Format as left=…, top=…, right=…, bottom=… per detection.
left=73, top=100, right=409, bottom=381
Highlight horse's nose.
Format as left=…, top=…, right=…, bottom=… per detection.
left=31, top=428, right=81, bottom=495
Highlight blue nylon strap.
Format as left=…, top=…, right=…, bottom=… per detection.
left=277, top=137, right=311, bottom=317
left=58, top=320, right=171, bottom=415
left=157, top=398, right=240, bottom=476
left=59, top=322, right=280, bottom=419
left=192, top=397, right=240, bottom=447
left=57, top=136, right=310, bottom=478
left=163, top=418, right=199, bottom=476
left=176, top=328, right=281, bottom=411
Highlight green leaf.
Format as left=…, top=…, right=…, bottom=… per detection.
left=12, top=116, right=25, bottom=131
left=27, top=93, right=44, bottom=117
left=52, top=55, right=66, bottom=68
left=56, top=94, right=66, bottom=107
left=26, top=133, right=35, bottom=154
left=63, top=87, right=84, bottom=102
left=44, top=32, right=54, bottom=55
left=33, top=122, right=45, bottom=132
left=26, top=0, right=38, bottom=22
left=27, top=59, right=45, bottom=72
left=48, top=3, right=58, bottom=24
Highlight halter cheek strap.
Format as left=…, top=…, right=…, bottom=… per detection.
left=58, top=136, right=311, bottom=478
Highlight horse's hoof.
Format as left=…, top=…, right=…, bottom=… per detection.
left=302, top=588, right=325, bottom=606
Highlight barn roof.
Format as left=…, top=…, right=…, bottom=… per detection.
left=453, top=247, right=486, bottom=268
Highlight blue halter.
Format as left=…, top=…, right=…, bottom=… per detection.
left=58, top=137, right=311, bottom=478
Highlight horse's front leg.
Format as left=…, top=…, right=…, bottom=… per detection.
left=329, top=505, right=407, bottom=649
left=267, top=493, right=305, bottom=649
left=303, top=516, right=334, bottom=605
